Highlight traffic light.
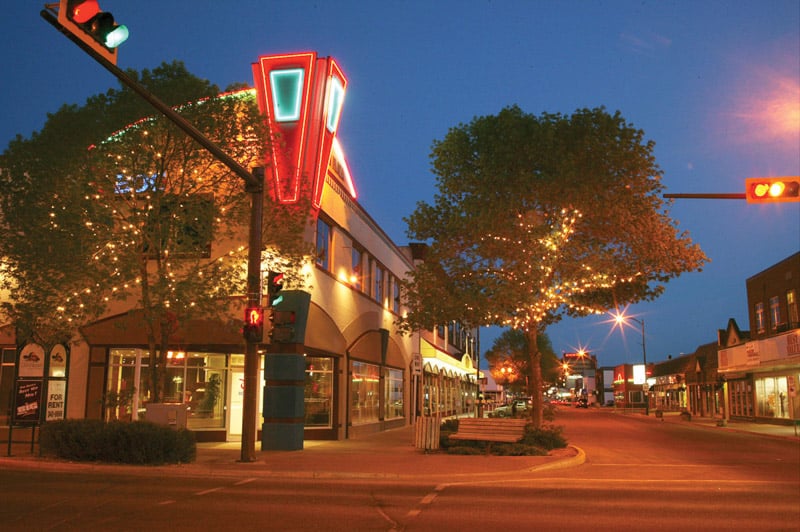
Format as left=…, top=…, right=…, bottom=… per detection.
left=57, top=0, right=129, bottom=65
left=269, top=310, right=296, bottom=344
left=243, top=306, right=264, bottom=343
left=745, top=177, right=800, bottom=203
left=267, top=271, right=285, bottom=307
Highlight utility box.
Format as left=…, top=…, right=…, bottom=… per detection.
left=145, top=402, right=188, bottom=429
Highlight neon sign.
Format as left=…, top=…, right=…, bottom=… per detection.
left=252, top=52, right=353, bottom=209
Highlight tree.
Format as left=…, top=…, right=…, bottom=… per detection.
left=0, top=62, right=313, bottom=404
left=484, top=328, right=559, bottom=397
left=402, top=106, right=707, bottom=427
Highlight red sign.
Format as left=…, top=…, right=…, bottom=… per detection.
left=252, top=52, right=350, bottom=209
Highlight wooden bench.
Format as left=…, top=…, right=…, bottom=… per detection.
left=449, top=418, right=528, bottom=449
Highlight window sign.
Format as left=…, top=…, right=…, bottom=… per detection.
left=45, top=380, right=67, bottom=422
left=13, top=380, right=42, bottom=425
left=49, top=344, right=68, bottom=378
left=18, top=343, right=45, bottom=378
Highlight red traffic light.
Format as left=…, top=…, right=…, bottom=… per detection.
left=746, top=177, right=800, bottom=203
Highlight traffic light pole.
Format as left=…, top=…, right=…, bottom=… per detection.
left=42, top=6, right=263, bottom=462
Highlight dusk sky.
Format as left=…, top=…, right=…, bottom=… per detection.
left=2, top=1, right=798, bottom=369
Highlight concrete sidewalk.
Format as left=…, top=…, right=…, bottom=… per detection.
left=2, top=413, right=796, bottom=480
left=0, top=424, right=582, bottom=481
left=187, top=424, right=583, bottom=480
left=627, top=410, right=800, bottom=440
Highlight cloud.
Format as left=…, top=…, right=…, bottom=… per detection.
left=619, top=31, right=673, bottom=56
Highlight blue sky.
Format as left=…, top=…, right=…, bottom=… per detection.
left=1, top=1, right=798, bottom=368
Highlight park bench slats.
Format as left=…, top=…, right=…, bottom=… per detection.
left=449, top=418, right=527, bottom=443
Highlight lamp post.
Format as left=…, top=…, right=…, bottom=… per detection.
left=614, top=313, right=649, bottom=415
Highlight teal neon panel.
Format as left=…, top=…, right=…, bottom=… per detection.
left=326, top=76, right=345, bottom=133
left=269, top=68, right=305, bottom=122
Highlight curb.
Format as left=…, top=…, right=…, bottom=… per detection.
left=527, top=445, right=586, bottom=473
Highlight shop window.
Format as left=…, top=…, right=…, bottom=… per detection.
left=385, top=368, right=404, bottom=419
left=755, top=376, right=790, bottom=419
left=305, top=356, right=334, bottom=427
left=351, top=361, right=380, bottom=425
left=316, top=218, right=331, bottom=270
left=106, top=349, right=227, bottom=429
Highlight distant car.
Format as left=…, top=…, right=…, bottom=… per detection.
left=491, top=400, right=528, bottom=417
left=575, top=396, right=589, bottom=408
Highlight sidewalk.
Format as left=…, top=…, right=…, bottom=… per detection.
left=185, top=425, right=584, bottom=480
left=0, top=424, right=582, bottom=481
left=1, top=414, right=796, bottom=480
left=622, top=409, right=800, bottom=440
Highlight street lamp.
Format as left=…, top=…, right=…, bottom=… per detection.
left=613, top=312, right=649, bottom=415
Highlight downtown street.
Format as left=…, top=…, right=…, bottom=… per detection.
left=1, top=409, right=798, bottom=531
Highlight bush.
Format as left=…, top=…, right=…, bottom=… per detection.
left=492, top=443, right=548, bottom=456
left=521, top=424, right=567, bottom=450
left=40, top=419, right=196, bottom=465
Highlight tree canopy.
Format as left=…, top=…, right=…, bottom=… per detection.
left=402, top=105, right=707, bottom=425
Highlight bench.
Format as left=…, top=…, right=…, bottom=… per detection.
left=449, top=418, right=528, bottom=450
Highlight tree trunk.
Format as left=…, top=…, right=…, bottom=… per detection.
left=526, top=327, right=543, bottom=428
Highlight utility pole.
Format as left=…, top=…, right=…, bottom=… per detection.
left=42, top=5, right=263, bottom=462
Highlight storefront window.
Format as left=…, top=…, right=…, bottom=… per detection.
left=755, top=376, right=790, bottom=419
left=351, top=361, right=379, bottom=424
left=106, top=349, right=228, bottom=429
left=106, top=350, right=144, bottom=421
left=305, top=356, right=333, bottom=427
left=385, top=368, right=403, bottom=419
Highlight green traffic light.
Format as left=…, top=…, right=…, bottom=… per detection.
left=105, top=24, right=128, bottom=48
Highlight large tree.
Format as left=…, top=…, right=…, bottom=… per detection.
left=402, top=106, right=707, bottom=427
left=0, top=62, right=312, bottom=403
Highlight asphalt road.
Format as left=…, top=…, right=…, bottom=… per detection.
left=1, top=409, right=797, bottom=531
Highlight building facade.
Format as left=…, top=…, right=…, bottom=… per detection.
left=717, top=253, right=800, bottom=424
left=0, top=52, right=479, bottom=443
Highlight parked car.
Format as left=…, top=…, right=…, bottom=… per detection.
left=575, top=396, right=589, bottom=408
left=491, top=400, right=528, bottom=417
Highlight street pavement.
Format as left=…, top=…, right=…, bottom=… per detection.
left=1, top=410, right=797, bottom=480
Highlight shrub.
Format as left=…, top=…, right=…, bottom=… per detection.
left=40, top=419, right=196, bottom=465
left=521, top=424, right=567, bottom=450
left=438, top=418, right=460, bottom=449
left=492, top=443, right=548, bottom=456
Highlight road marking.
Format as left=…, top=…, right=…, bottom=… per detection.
left=234, top=478, right=257, bottom=486
left=195, top=487, right=224, bottom=496
left=157, top=500, right=175, bottom=506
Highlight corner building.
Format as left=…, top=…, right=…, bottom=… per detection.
left=0, top=52, right=479, bottom=443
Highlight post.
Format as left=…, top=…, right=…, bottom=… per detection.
left=241, top=168, right=264, bottom=462
left=641, top=319, right=649, bottom=416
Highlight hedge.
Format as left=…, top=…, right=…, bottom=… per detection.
left=40, top=419, right=196, bottom=465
